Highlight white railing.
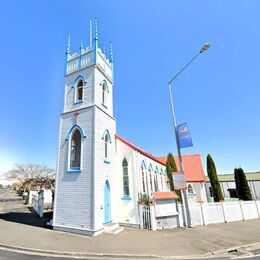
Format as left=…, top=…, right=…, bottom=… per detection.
left=139, top=205, right=156, bottom=230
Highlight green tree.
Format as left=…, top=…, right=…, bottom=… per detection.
left=234, top=167, right=252, bottom=201
left=207, top=154, right=224, bottom=202
left=166, top=153, right=182, bottom=202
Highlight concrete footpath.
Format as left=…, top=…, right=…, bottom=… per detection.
left=1, top=192, right=260, bottom=259
left=0, top=218, right=260, bottom=258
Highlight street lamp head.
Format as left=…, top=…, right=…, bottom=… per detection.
left=200, top=43, right=211, bottom=53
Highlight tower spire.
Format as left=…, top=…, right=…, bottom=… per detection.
left=65, top=34, right=71, bottom=74
left=110, top=41, right=113, bottom=63
left=110, top=41, right=114, bottom=81
left=66, top=34, right=71, bottom=56
left=94, top=17, right=98, bottom=42
left=80, top=40, right=83, bottom=54
left=94, top=17, right=98, bottom=63
left=89, top=20, right=92, bottom=48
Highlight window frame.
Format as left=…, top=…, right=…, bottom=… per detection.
left=102, top=130, right=112, bottom=163
left=74, top=79, right=84, bottom=104
left=67, top=127, right=83, bottom=172
left=101, top=80, right=109, bottom=108
left=148, top=167, right=153, bottom=192
left=154, top=168, right=159, bottom=192
left=187, top=184, right=195, bottom=194
left=122, top=158, right=130, bottom=198
left=141, top=164, right=146, bottom=193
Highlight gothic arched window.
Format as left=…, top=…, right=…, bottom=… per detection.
left=102, top=82, right=106, bottom=105
left=148, top=167, right=153, bottom=192
left=161, top=172, right=164, bottom=191
left=141, top=164, right=146, bottom=193
left=188, top=184, right=194, bottom=194
left=122, top=158, right=130, bottom=197
left=154, top=168, right=159, bottom=192
left=104, top=133, right=109, bottom=159
left=77, top=79, right=83, bottom=101
left=70, top=129, right=81, bottom=170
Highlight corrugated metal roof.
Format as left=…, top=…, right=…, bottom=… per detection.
left=205, top=172, right=260, bottom=182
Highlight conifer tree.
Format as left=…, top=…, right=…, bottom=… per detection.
left=234, top=167, right=252, bottom=201
left=207, top=154, right=224, bottom=202
left=166, top=153, right=182, bottom=202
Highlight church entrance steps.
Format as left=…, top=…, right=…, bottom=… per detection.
left=103, top=222, right=124, bottom=235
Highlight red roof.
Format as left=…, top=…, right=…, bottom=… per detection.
left=152, top=191, right=179, bottom=200
left=116, top=135, right=205, bottom=183
left=157, top=155, right=205, bottom=182
left=115, top=135, right=165, bottom=166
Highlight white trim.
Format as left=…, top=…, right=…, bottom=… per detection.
left=53, top=117, right=62, bottom=226
left=67, top=126, right=84, bottom=172
left=53, top=225, right=103, bottom=237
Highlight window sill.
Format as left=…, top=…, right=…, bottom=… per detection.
left=104, top=159, right=110, bottom=164
left=101, top=103, right=107, bottom=109
left=121, top=196, right=131, bottom=200
left=74, top=100, right=83, bottom=104
left=67, top=168, right=81, bottom=173
left=188, top=193, right=196, bottom=196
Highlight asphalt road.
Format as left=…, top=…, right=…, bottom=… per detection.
left=0, top=190, right=8, bottom=196
left=0, top=249, right=260, bottom=260
left=0, top=250, right=75, bottom=260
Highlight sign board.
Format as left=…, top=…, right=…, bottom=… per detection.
left=172, top=172, right=187, bottom=190
left=177, top=122, right=193, bottom=148
left=154, top=199, right=178, bottom=217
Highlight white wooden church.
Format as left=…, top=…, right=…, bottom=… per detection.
left=53, top=20, right=207, bottom=236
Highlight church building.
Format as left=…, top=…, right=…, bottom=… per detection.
left=53, top=20, right=207, bottom=236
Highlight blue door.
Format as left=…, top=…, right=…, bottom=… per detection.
left=104, top=180, right=111, bottom=223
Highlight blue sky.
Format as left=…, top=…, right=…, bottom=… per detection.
left=0, top=0, right=260, bottom=175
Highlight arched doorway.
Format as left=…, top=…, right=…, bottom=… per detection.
left=104, top=180, right=111, bottom=223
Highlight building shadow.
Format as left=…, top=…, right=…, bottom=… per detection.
left=0, top=210, right=53, bottom=229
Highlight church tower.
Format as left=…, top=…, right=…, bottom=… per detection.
left=53, top=19, right=116, bottom=236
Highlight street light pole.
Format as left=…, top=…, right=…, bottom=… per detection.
left=168, top=43, right=210, bottom=228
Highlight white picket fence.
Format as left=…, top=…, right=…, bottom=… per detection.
left=139, top=200, right=260, bottom=230
left=30, top=189, right=53, bottom=218
left=189, top=200, right=260, bottom=226
left=31, top=193, right=44, bottom=217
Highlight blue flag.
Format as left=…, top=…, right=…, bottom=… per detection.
left=177, top=122, right=193, bottom=148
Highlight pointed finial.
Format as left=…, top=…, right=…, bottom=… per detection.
left=66, top=34, right=71, bottom=54
left=110, top=41, right=113, bottom=63
left=89, top=20, right=92, bottom=47
left=80, top=41, right=83, bottom=55
left=103, top=46, right=106, bottom=58
left=94, top=17, right=98, bottom=41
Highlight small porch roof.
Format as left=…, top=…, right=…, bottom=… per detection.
left=152, top=191, right=179, bottom=200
